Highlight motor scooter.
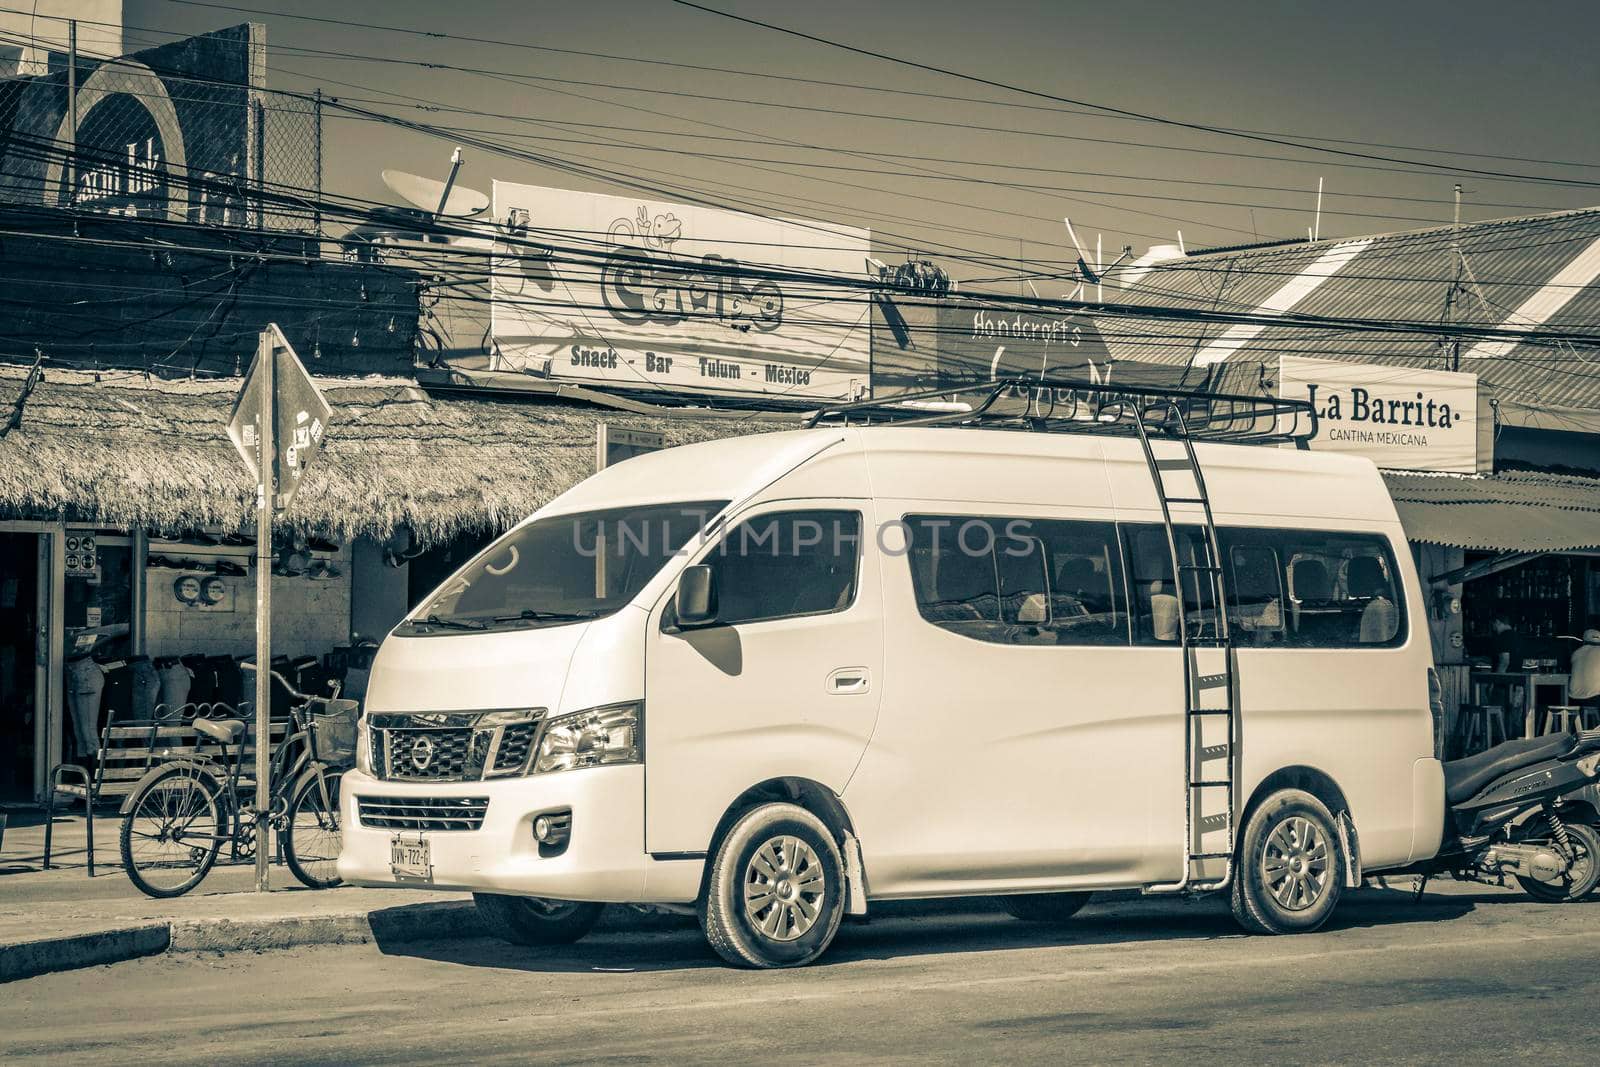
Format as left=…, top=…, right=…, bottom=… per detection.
left=1407, top=728, right=1600, bottom=901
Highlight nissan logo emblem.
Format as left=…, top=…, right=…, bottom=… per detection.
left=409, top=735, right=436, bottom=771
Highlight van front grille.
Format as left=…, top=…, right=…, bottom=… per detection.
left=381, top=728, right=472, bottom=781
left=357, top=795, right=489, bottom=831
left=493, top=722, right=537, bottom=774
left=367, top=711, right=545, bottom=782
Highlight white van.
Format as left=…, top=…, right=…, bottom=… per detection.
left=337, top=421, right=1444, bottom=967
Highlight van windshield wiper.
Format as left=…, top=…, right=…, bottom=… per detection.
left=491, top=609, right=603, bottom=624
left=415, top=614, right=487, bottom=631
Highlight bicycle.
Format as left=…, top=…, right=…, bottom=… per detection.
left=117, top=671, right=358, bottom=898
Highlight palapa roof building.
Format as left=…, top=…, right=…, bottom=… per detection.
left=0, top=365, right=785, bottom=541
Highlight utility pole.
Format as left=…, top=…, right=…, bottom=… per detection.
left=65, top=20, right=77, bottom=202
left=1449, top=183, right=1463, bottom=372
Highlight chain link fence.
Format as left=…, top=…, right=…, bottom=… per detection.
left=255, top=87, right=322, bottom=233
left=0, top=25, right=322, bottom=234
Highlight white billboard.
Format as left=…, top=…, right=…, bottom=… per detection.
left=1279, top=355, right=1481, bottom=473
left=490, top=182, right=872, bottom=400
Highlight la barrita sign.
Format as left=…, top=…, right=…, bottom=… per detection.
left=1278, top=355, right=1481, bottom=473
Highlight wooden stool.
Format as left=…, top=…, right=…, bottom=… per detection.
left=1576, top=705, right=1600, bottom=731
left=1456, top=704, right=1507, bottom=756
left=1543, top=706, right=1581, bottom=735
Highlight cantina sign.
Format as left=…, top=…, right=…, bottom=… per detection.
left=1278, top=355, right=1481, bottom=473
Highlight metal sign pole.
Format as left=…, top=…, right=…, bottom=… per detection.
left=254, top=333, right=274, bottom=893
left=226, top=324, right=333, bottom=896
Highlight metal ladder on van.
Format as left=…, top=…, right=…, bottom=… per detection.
left=1131, top=400, right=1238, bottom=893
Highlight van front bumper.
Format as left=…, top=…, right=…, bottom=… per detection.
left=337, top=764, right=651, bottom=902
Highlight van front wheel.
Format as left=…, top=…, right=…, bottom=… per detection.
left=472, top=893, right=603, bottom=946
left=700, top=803, right=846, bottom=968
left=1230, top=788, right=1344, bottom=935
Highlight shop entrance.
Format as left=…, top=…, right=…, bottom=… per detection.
left=0, top=529, right=51, bottom=803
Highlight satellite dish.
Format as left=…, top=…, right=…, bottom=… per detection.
left=346, top=205, right=449, bottom=246
left=382, top=169, right=488, bottom=218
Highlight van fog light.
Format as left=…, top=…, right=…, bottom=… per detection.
left=533, top=810, right=572, bottom=854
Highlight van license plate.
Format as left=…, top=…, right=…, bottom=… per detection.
left=390, top=835, right=431, bottom=880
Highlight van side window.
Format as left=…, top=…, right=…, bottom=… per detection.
left=1219, top=528, right=1405, bottom=648
left=1123, top=525, right=1220, bottom=645
left=905, top=516, right=1128, bottom=646
left=1225, top=543, right=1286, bottom=646
left=704, top=510, right=861, bottom=626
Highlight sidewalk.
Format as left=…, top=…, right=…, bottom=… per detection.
left=0, top=808, right=481, bottom=982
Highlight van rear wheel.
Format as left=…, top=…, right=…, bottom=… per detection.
left=472, top=893, right=603, bottom=946
left=699, top=803, right=845, bottom=969
left=998, top=892, right=1094, bottom=923
left=1230, top=788, right=1344, bottom=935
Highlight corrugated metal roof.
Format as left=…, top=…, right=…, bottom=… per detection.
left=1110, top=208, right=1600, bottom=415
left=1383, top=469, right=1600, bottom=551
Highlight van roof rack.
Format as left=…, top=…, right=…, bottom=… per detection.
left=804, top=377, right=1318, bottom=447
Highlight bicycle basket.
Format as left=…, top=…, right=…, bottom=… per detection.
left=311, top=700, right=360, bottom=765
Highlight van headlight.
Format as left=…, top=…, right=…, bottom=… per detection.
left=533, top=702, right=642, bottom=774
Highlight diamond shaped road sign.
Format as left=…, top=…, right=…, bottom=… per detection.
left=227, top=324, right=335, bottom=510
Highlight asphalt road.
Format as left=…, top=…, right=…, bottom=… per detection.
left=6, top=883, right=1600, bottom=1065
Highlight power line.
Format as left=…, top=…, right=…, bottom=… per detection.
left=9, top=181, right=1600, bottom=352
left=667, top=0, right=1600, bottom=189
left=135, top=0, right=1600, bottom=174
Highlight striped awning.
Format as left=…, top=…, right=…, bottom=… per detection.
left=1384, top=469, right=1600, bottom=552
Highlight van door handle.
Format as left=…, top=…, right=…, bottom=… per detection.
left=827, top=667, right=870, bottom=695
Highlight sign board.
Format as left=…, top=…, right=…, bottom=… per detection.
left=872, top=295, right=1189, bottom=397
left=227, top=325, right=335, bottom=508
left=490, top=181, right=871, bottom=400
left=596, top=425, right=665, bottom=472
left=63, top=534, right=100, bottom=580
left=0, top=25, right=254, bottom=223
left=1278, top=355, right=1481, bottom=473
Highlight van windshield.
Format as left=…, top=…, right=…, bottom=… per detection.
left=401, top=500, right=727, bottom=634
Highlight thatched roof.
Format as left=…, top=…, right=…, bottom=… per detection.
left=0, top=365, right=789, bottom=543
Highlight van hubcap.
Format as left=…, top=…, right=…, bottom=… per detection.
left=1262, top=816, right=1330, bottom=912
left=744, top=835, right=825, bottom=942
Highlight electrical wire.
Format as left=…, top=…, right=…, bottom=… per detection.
left=666, top=0, right=1600, bottom=189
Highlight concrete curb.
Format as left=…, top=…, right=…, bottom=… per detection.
left=1, top=899, right=688, bottom=981
left=0, top=924, right=170, bottom=984
left=4, top=897, right=1002, bottom=982
left=169, top=900, right=488, bottom=954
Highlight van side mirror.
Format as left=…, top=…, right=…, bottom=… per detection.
left=675, top=565, right=718, bottom=627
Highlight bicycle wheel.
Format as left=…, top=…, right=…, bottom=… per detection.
left=119, top=765, right=225, bottom=898
left=284, top=767, right=344, bottom=890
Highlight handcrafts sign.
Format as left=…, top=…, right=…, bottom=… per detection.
left=490, top=181, right=872, bottom=399
left=1279, top=355, right=1482, bottom=473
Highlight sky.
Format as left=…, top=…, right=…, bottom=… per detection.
left=113, top=0, right=1600, bottom=291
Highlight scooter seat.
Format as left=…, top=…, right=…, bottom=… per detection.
left=1444, top=732, right=1576, bottom=805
